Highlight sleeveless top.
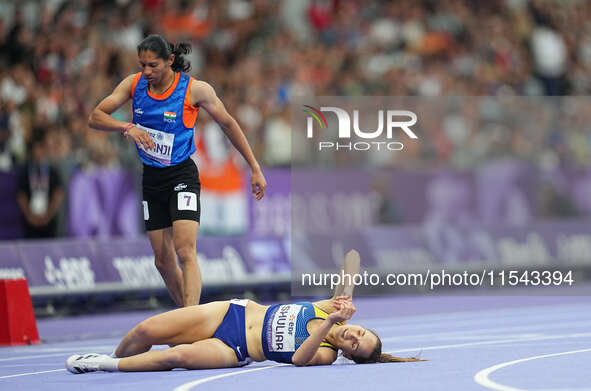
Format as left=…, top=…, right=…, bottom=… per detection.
left=131, top=72, right=199, bottom=167
left=261, top=302, right=338, bottom=364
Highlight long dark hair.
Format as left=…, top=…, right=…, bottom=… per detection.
left=137, top=34, right=191, bottom=72
left=351, top=329, right=427, bottom=364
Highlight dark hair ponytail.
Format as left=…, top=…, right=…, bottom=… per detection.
left=351, top=330, right=427, bottom=364
left=137, top=34, right=191, bottom=73
left=170, top=42, right=191, bottom=72
left=374, top=352, right=426, bottom=363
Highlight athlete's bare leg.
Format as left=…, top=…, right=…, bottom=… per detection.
left=172, top=219, right=201, bottom=306
left=114, top=301, right=229, bottom=357
left=117, top=339, right=238, bottom=371
left=148, top=227, right=184, bottom=306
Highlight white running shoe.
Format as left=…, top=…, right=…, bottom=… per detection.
left=66, top=353, right=110, bottom=374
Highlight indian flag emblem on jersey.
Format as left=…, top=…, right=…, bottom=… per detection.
left=164, top=112, right=177, bottom=123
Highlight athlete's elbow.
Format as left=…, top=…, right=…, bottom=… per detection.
left=291, top=356, right=305, bottom=367
left=88, top=108, right=105, bottom=129
left=215, top=114, right=238, bottom=133
left=88, top=109, right=98, bottom=129
left=292, top=356, right=309, bottom=367
left=217, top=120, right=233, bottom=134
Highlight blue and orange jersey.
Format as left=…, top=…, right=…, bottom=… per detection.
left=261, top=302, right=339, bottom=364
left=131, top=72, right=199, bottom=167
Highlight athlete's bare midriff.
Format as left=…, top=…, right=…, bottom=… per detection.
left=244, top=301, right=270, bottom=362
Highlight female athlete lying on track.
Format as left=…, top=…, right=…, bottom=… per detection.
left=66, top=251, right=423, bottom=373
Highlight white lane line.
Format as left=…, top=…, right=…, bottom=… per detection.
left=0, top=346, right=113, bottom=362
left=379, top=319, right=591, bottom=342
left=0, top=332, right=586, bottom=383
left=365, top=304, right=591, bottom=328
left=529, top=389, right=591, bottom=391
left=0, top=353, right=72, bottom=362
left=0, top=369, right=65, bottom=379
left=406, top=333, right=544, bottom=342
left=370, top=312, right=591, bottom=333
left=174, top=364, right=289, bottom=391
left=0, top=364, right=61, bottom=368
left=473, top=348, right=591, bottom=391
left=0, top=342, right=119, bottom=354
left=388, top=332, right=591, bottom=353
left=2, top=345, right=115, bottom=355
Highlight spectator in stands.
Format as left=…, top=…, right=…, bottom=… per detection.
left=2, top=0, right=591, bottom=238
left=0, top=101, right=13, bottom=171
left=537, top=182, right=580, bottom=219
left=16, top=134, right=64, bottom=238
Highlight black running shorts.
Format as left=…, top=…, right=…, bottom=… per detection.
left=142, top=157, right=201, bottom=231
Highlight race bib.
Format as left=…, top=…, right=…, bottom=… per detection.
left=177, top=192, right=197, bottom=211
left=136, top=124, right=175, bottom=166
left=142, top=201, right=149, bottom=220
left=30, top=189, right=49, bottom=216
left=268, top=304, right=301, bottom=352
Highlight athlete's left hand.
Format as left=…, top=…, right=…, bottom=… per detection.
left=328, top=300, right=356, bottom=323
left=251, top=169, right=267, bottom=200
left=332, top=296, right=352, bottom=310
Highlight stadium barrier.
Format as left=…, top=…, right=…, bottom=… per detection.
left=1, top=220, right=591, bottom=299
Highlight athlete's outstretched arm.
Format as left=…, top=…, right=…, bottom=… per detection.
left=312, top=250, right=360, bottom=315
left=192, top=80, right=267, bottom=200
left=333, top=249, right=361, bottom=299
left=88, top=74, right=155, bottom=151
left=291, top=300, right=355, bottom=366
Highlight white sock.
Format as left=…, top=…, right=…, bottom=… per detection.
left=100, top=357, right=120, bottom=372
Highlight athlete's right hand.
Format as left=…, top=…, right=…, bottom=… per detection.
left=126, top=126, right=155, bottom=151
left=328, top=299, right=355, bottom=323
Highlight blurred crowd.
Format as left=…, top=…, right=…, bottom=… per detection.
left=2, top=0, right=591, bottom=170
left=1, top=0, right=591, bottom=237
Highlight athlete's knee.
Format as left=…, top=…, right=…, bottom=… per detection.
left=133, top=318, right=161, bottom=342
left=163, top=346, right=191, bottom=368
left=154, top=252, right=176, bottom=272
left=175, top=245, right=196, bottom=264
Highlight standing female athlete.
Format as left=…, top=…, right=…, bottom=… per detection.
left=66, top=251, right=424, bottom=372
left=88, top=35, right=267, bottom=306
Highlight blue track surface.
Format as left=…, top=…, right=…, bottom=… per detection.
left=2, top=296, right=590, bottom=390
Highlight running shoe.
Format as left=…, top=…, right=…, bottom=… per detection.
left=66, top=353, right=109, bottom=374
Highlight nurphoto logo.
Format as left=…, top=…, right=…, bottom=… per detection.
left=303, top=105, right=418, bottom=151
